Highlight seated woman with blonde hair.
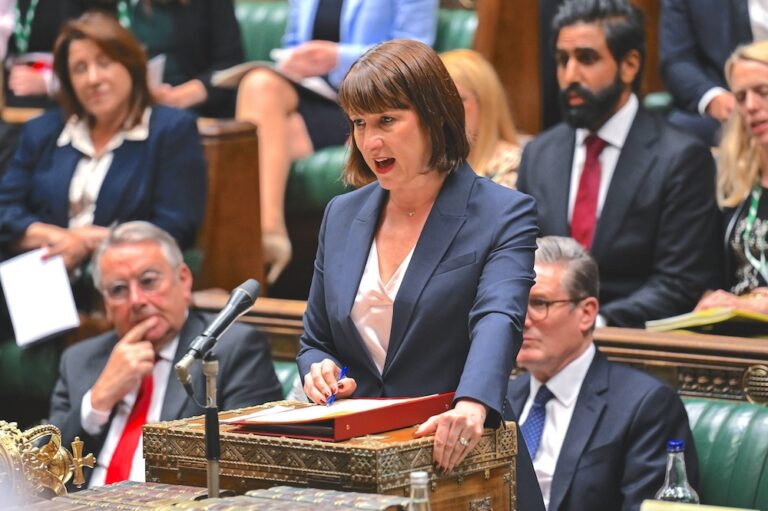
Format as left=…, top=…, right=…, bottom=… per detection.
left=441, top=49, right=520, bottom=188
left=696, top=39, right=768, bottom=313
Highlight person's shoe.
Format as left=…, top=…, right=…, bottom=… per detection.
left=263, top=232, right=292, bottom=285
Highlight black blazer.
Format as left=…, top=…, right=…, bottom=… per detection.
left=506, top=351, right=699, bottom=511
left=48, top=310, right=283, bottom=486
left=517, top=108, right=723, bottom=327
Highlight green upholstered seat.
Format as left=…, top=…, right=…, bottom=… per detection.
left=683, top=398, right=768, bottom=510
left=235, top=1, right=288, bottom=63
left=234, top=0, right=478, bottom=214
left=272, top=359, right=300, bottom=399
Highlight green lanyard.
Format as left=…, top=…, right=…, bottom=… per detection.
left=13, top=0, right=40, bottom=55
left=117, top=0, right=138, bottom=29
left=742, top=185, right=768, bottom=284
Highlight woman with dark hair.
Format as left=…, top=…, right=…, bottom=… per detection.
left=0, top=11, right=206, bottom=270
left=297, top=40, right=539, bottom=482
left=235, top=0, right=438, bottom=284
left=64, top=0, right=243, bottom=118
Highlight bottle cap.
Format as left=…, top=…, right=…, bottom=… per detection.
left=410, top=471, right=429, bottom=484
left=666, top=439, right=684, bottom=452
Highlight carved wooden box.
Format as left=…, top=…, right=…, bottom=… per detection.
left=143, top=404, right=518, bottom=511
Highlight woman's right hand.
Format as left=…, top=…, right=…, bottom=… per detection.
left=303, top=358, right=356, bottom=405
left=694, top=289, right=743, bottom=311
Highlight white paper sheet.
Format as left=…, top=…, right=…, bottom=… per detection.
left=0, top=248, right=80, bottom=346
left=147, top=54, right=166, bottom=89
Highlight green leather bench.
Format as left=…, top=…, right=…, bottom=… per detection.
left=683, top=398, right=768, bottom=510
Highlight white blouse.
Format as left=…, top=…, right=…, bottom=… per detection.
left=350, top=240, right=415, bottom=374
left=58, top=108, right=151, bottom=229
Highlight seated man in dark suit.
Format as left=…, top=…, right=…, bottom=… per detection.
left=517, top=0, right=721, bottom=327
left=505, top=236, right=699, bottom=511
left=659, top=0, right=753, bottom=146
left=48, top=221, right=283, bottom=487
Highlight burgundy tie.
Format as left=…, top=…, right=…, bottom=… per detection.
left=104, top=373, right=153, bottom=484
left=571, top=135, right=608, bottom=249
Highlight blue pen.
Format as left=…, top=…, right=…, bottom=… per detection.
left=326, top=366, right=348, bottom=406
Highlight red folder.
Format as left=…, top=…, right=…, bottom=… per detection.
left=227, top=392, right=454, bottom=442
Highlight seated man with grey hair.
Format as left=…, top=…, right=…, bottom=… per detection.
left=505, top=236, right=698, bottom=511
left=49, top=221, right=283, bottom=488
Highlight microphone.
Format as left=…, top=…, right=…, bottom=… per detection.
left=175, top=279, right=260, bottom=387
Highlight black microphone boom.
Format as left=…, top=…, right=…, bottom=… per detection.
left=175, top=279, right=260, bottom=386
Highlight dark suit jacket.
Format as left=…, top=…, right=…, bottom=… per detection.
left=297, top=163, right=538, bottom=421
left=0, top=106, right=207, bottom=255
left=659, top=0, right=751, bottom=115
left=48, top=310, right=283, bottom=486
left=506, top=350, right=699, bottom=511
left=517, top=108, right=722, bottom=327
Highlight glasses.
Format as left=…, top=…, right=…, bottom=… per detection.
left=527, top=296, right=587, bottom=321
left=103, top=270, right=166, bottom=302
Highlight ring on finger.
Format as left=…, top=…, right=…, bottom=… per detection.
left=458, top=437, right=469, bottom=448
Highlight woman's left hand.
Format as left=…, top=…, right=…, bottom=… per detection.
left=43, top=230, right=90, bottom=271
left=413, top=399, right=487, bottom=473
left=278, top=41, right=338, bottom=80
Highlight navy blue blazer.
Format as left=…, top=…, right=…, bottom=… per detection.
left=518, top=108, right=722, bottom=327
left=660, top=0, right=751, bottom=114
left=506, top=351, right=699, bottom=511
left=297, top=163, right=538, bottom=421
left=0, top=106, right=207, bottom=255
left=48, top=310, right=283, bottom=488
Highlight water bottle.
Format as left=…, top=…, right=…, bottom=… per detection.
left=655, top=439, right=700, bottom=503
left=408, top=471, right=432, bottom=511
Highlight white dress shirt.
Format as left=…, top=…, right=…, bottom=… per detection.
left=519, top=343, right=596, bottom=510
left=350, top=240, right=414, bottom=374
left=0, top=0, right=14, bottom=62
left=567, top=94, right=638, bottom=222
left=57, top=108, right=151, bottom=229
left=81, top=336, right=179, bottom=487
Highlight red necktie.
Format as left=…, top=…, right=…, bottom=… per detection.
left=571, top=135, right=608, bottom=249
left=104, top=373, right=154, bottom=484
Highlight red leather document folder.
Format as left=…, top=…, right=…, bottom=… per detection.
left=224, top=392, right=454, bottom=442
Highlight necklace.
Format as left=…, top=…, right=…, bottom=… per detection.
left=742, top=184, right=768, bottom=284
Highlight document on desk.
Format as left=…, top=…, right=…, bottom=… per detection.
left=224, top=393, right=455, bottom=441
left=0, top=248, right=80, bottom=346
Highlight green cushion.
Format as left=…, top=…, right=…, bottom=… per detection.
left=287, top=146, right=350, bottom=210
left=235, top=1, right=289, bottom=63
left=434, top=8, right=477, bottom=53
left=272, top=360, right=299, bottom=399
left=0, top=338, right=60, bottom=400
left=683, top=398, right=768, bottom=510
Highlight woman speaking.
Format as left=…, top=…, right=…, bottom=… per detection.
left=297, top=39, right=539, bottom=488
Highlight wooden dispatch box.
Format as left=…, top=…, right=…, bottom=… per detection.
left=143, top=402, right=518, bottom=511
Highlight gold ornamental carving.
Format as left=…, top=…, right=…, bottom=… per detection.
left=743, top=365, right=768, bottom=404
left=0, top=421, right=94, bottom=501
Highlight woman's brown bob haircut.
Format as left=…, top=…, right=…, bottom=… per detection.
left=53, top=12, right=152, bottom=128
left=339, top=39, right=469, bottom=188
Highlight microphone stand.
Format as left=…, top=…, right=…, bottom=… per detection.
left=202, top=351, right=220, bottom=499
